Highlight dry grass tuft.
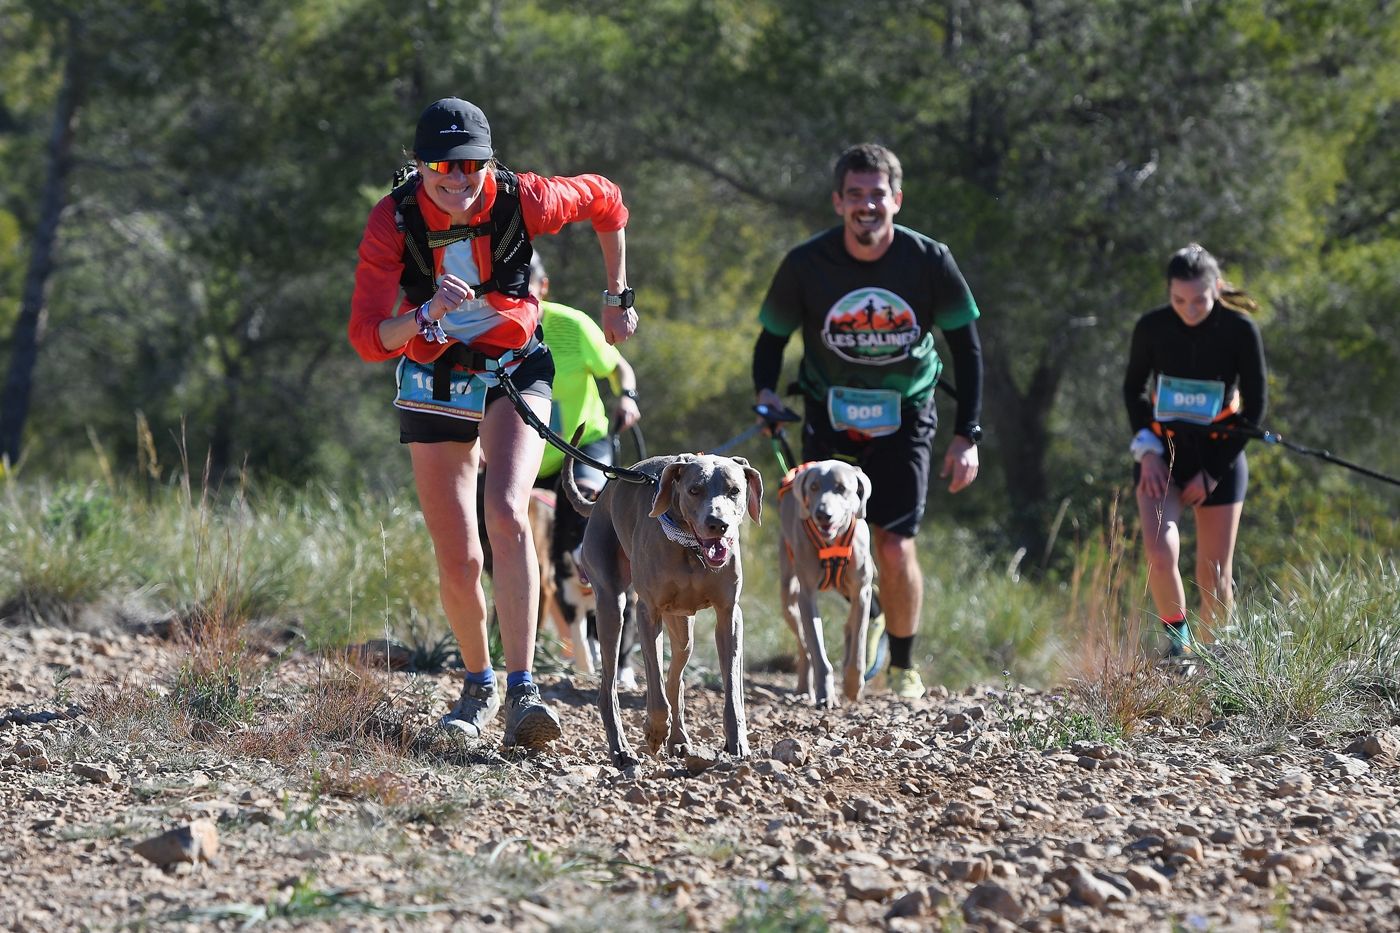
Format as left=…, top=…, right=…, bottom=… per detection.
left=1057, top=496, right=1211, bottom=734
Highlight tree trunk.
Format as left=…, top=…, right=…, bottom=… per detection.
left=984, top=342, right=1060, bottom=555
left=0, top=42, right=84, bottom=468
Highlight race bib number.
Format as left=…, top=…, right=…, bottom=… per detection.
left=393, top=358, right=488, bottom=421
left=1154, top=375, right=1226, bottom=425
left=828, top=387, right=902, bottom=437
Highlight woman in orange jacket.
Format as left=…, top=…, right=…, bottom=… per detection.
left=349, top=98, right=637, bottom=748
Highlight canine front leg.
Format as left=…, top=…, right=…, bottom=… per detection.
left=842, top=582, right=873, bottom=703
left=779, top=548, right=813, bottom=699
left=798, top=590, right=837, bottom=708
left=660, top=614, right=694, bottom=757
left=714, top=603, right=750, bottom=758
left=597, top=588, right=638, bottom=768
left=636, top=601, right=672, bottom=757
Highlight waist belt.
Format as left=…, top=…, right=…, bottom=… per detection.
left=432, top=335, right=541, bottom=402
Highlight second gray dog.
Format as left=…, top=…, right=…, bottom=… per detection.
left=778, top=459, right=874, bottom=707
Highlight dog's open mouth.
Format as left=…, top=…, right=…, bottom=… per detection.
left=698, top=536, right=734, bottom=567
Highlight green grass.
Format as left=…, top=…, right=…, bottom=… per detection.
left=1199, top=554, right=1400, bottom=733
left=0, top=474, right=444, bottom=649
left=737, top=517, right=1062, bottom=690
left=725, top=881, right=828, bottom=932
left=5, top=469, right=1396, bottom=741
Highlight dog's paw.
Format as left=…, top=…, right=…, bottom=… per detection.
left=611, top=747, right=641, bottom=770
left=814, top=693, right=839, bottom=710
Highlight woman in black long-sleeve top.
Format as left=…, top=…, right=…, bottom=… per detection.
left=1123, top=244, right=1268, bottom=656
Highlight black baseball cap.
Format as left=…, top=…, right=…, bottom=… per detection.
left=414, top=98, right=493, bottom=162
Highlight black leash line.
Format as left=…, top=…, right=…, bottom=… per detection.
left=486, top=357, right=655, bottom=486
left=1167, top=419, right=1400, bottom=489
left=1244, top=424, right=1400, bottom=488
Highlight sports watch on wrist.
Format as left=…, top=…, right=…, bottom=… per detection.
left=959, top=424, right=984, bottom=445
left=619, top=388, right=639, bottom=401
left=602, top=287, right=635, bottom=309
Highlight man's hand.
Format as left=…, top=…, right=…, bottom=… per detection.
left=1136, top=452, right=1169, bottom=500
left=602, top=305, right=637, bottom=345
left=940, top=434, right=979, bottom=493
left=613, top=396, right=641, bottom=431
left=754, top=388, right=792, bottom=435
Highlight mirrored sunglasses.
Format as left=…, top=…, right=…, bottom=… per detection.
left=421, top=158, right=486, bottom=175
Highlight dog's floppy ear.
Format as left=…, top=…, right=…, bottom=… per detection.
left=797, top=471, right=816, bottom=520
left=855, top=468, right=871, bottom=520
left=649, top=458, right=689, bottom=518
left=730, top=456, right=764, bottom=525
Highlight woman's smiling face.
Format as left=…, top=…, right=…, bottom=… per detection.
left=419, top=159, right=488, bottom=219
left=1168, top=274, right=1220, bottom=327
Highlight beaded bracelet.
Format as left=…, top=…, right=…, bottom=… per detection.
left=415, top=302, right=448, bottom=344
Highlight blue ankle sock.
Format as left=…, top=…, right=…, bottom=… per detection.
left=506, top=670, right=533, bottom=690
left=1162, top=615, right=1191, bottom=649
left=465, top=667, right=494, bottom=686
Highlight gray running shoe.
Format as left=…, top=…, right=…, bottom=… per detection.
left=439, top=677, right=499, bottom=738
left=502, top=682, right=563, bottom=750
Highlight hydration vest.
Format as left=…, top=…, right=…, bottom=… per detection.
left=389, top=165, right=533, bottom=306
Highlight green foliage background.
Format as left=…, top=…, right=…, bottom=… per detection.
left=2, top=0, right=1397, bottom=574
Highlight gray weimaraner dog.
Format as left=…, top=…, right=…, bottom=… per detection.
left=562, top=453, right=762, bottom=769
left=778, top=459, right=874, bottom=707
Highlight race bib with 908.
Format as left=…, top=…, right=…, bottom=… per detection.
left=394, top=358, right=489, bottom=421
left=827, top=386, right=903, bottom=437
left=1154, top=375, right=1226, bottom=425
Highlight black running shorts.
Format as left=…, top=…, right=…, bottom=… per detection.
left=800, top=393, right=937, bottom=537
left=1133, top=450, right=1248, bottom=506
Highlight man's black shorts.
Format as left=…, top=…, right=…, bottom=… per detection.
left=801, top=393, right=937, bottom=537
left=398, top=346, right=555, bottom=445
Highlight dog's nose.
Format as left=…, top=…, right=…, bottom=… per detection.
left=700, top=514, right=731, bottom=538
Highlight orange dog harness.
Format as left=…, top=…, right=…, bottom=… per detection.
left=779, top=464, right=856, bottom=591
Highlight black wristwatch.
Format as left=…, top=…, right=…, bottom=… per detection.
left=619, top=388, right=639, bottom=401
left=959, top=424, right=983, bottom=444
left=602, top=287, right=635, bottom=309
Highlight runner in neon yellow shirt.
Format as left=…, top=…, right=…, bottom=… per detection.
left=530, top=253, right=640, bottom=680
left=531, top=254, right=641, bottom=484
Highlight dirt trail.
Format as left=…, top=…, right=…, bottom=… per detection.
left=2, top=623, right=1398, bottom=931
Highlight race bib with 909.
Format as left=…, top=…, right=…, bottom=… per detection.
left=827, top=386, right=902, bottom=437
left=394, top=358, right=490, bottom=421
left=1154, top=375, right=1226, bottom=425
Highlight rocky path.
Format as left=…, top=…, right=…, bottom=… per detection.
left=2, top=623, right=1398, bottom=931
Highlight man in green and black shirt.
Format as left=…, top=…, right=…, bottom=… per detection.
left=752, top=143, right=985, bottom=701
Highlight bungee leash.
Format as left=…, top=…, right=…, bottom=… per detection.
left=1163, top=418, right=1400, bottom=489
left=485, top=356, right=656, bottom=486
left=1237, top=422, right=1400, bottom=489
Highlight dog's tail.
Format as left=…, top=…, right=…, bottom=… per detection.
left=560, top=449, right=599, bottom=517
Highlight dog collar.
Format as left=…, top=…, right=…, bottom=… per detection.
left=657, top=512, right=701, bottom=548
left=658, top=512, right=730, bottom=573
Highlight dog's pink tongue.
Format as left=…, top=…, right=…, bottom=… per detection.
left=702, top=538, right=731, bottom=565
